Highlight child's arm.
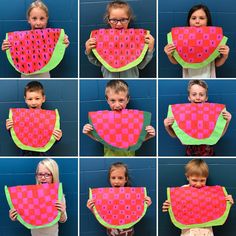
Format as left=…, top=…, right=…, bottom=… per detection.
left=164, top=117, right=177, bottom=138
left=145, top=32, right=155, bottom=52
left=83, top=124, right=98, bottom=141
left=164, top=44, right=178, bottom=64
left=215, top=45, right=230, bottom=67
left=53, top=129, right=63, bottom=141
left=55, top=200, right=67, bottom=223
left=221, top=110, right=232, bottom=137
left=87, top=199, right=95, bottom=211
left=9, top=208, right=18, bottom=221
left=144, top=196, right=152, bottom=207
left=1, top=39, right=11, bottom=51
left=144, top=125, right=156, bottom=141
left=225, top=194, right=234, bottom=205
left=85, top=38, right=97, bottom=55
left=6, top=119, right=13, bottom=130
left=63, top=34, right=70, bottom=48
left=162, top=200, right=171, bottom=212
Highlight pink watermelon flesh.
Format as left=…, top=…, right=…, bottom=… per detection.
left=89, top=109, right=151, bottom=150
left=11, top=108, right=57, bottom=149
left=7, top=28, right=61, bottom=74
left=170, top=26, right=225, bottom=65
left=169, top=186, right=229, bottom=228
left=91, top=29, right=148, bottom=72
left=171, top=103, right=225, bottom=139
left=5, top=183, right=61, bottom=228
left=90, top=187, right=147, bottom=229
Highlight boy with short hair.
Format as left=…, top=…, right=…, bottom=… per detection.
left=6, top=81, right=62, bottom=156
left=83, top=79, right=155, bottom=156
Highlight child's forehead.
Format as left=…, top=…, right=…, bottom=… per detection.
left=106, top=88, right=128, bottom=96
left=110, top=166, right=126, bottom=174
left=25, top=90, right=44, bottom=97
left=189, top=84, right=207, bottom=92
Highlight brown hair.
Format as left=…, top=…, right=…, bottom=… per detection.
left=24, top=81, right=45, bottom=96
left=187, top=79, right=208, bottom=96
left=105, top=79, right=129, bottom=99
left=185, top=159, right=209, bottom=178
left=104, top=0, right=134, bottom=24
left=27, top=0, right=49, bottom=19
left=108, top=162, right=131, bottom=186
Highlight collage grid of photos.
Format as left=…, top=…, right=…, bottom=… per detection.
left=0, top=0, right=235, bottom=236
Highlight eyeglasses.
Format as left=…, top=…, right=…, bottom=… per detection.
left=36, top=173, right=52, bottom=179
left=108, top=18, right=129, bottom=24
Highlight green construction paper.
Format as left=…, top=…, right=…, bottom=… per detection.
left=9, top=109, right=60, bottom=152
left=91, top=30, right=149, bottom=72
left=5, top=183, right=63, bottom=229
left=6, top=29, right=66, bottom=75
left=89, top=187, right=148, bottom=229
left=167, top=31, right=228, bottom=69
left=167, top=187, right=231, bottom=229
left=167, top=104, right=226, bottom=145
left=89, top=110, right=151, bottom=152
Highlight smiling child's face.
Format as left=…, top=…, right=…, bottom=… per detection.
left=188, top=84, right=208, bottom=103
left=25, top=90, right=45, bottom=109
left=36, top=163, right=53, bottom=184
left=28, top=7, right=48, bottom=30
left=106, top=89, right=129, bottom=111
left=189, top=9, right=207, bottom=27
left=109, top=167, right=127, bottom=187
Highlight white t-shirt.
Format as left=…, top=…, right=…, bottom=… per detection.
left=181, top=227, right=213, bottom=236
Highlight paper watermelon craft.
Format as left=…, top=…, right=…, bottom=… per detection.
left=89, top=109, right=151, bottom=151
left=91, top=28, right=149, bottom=72
left=167, top=186, right=231, bottom=229
left=6, top=28, right=66, bottom=75
left=167, top=103, right=226, bottom=145
left=5, top=183, right=63, bottom=229
left=89, top=187, right=147, bottom=229
left=9, top=108, right=60, bottom=152
left=167, top=26, right=228, bottom=68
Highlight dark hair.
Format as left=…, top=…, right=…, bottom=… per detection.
left=24, top=81, right=45, bottom=96
left=108, top=162, right=132, bottom=187
left=187, top=4, right=212, bottom=26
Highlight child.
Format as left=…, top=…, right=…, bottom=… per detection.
left=164, top=80, right=231, bottom=156
left=162, top=159, right=234, bottom=236
left=6, top=81, right=62, bottom=156
left=1, top=0, right=69, bottom=78
left=87, top=162, right=152, bottom=236
left=9, top=158, right=67, bottom=236
left=85, top=0, right=155, bottom=78
left=83, top=79, right=156, bottom=156
left=164, top=4, right=229, bottom=78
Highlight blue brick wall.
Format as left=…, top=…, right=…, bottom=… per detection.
left=80, top=0, right=156, bottom=78
left=0, top=80, right=78, bottom=156
left=159, top=79, right=236, bottom=156
left=0, top=158, right=78, bottom=235
left=80, top=79, right=156, bottom=156
left=80, top=158, right=156, bottom=236
left=0, top=0, right=78, bottom=78
left=159, top=0, right=236, bottom=77
left=159, top=158, right=236, bottom=236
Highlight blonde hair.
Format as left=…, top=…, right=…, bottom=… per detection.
left=36, top=158, right=59, bottom=183
left=104, top=0, right=134, bottom=24
left=185, top=159, right=209, bottom=178
left=27, top=0, right=49, bottom=19
left=187, top=80, right=208, bottom=96
left=105, top=79, right=130, bottom=99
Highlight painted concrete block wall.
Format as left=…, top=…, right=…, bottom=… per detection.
left=0, top=0, right=78, bottom=78
left=0, top=158, right=78, bottom=235
left=158, top=80, right=236, bottom=156
left=80, top=158, right=156, bottom=236
left=0, top=80, right=78, bottom=156
left=80, top=0, right=156, bottom=78
left=80, top=79, right=156, bottom=156
left=159, top=0, right=236, bottom=77
left=159, top=158, right=236, bottom=236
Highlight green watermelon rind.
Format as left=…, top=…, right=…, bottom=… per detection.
left=89, top=187, right=148, bottom=229
left=89, top=110, right=151, bottom=152
left=6, top=29, right=66, bottom=75
left=167, top=31, right=228, bottom=69
left=167, top=104, right=227, bottom=145
left=4, top=183, right=63, bottom=229
left=91, top=30, right=149, bottom=72
left=167, top=186, right=231, bottom=229
left=9, top=108, right=60, bottom=152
